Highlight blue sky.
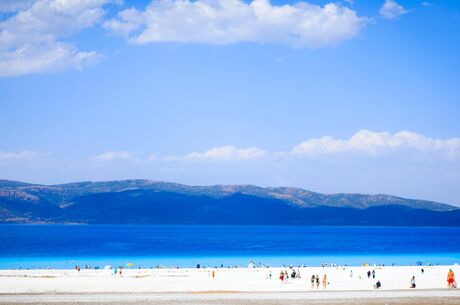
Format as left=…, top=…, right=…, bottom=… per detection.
left=1, top=0, right=460, bottom=205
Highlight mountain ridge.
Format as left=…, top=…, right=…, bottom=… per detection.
left=0, top=179, right=458, bottom=225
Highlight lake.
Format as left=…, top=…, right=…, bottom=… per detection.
left=1, top=224, right=459, bottom=269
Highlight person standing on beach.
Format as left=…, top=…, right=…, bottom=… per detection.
left=322, top=274, right=327, bottom=289
left=310, top=275, right=315, bottom=288
left=315, top=275, right=320, bottom=289
left=367, top=270, right=371, bottom=278
left=279, top=271, right=284, bottom=282
left=410, top=276, right=416, bottom=288
left=372, top=269, right=375, bottom=279
left=447, top=269, right=455, bottom=288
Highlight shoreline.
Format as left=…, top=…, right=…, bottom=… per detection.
left=1, top=290, right=460, bottom=305
left=2, top=254, right=459, bottom=270
left=0, top=265, right=458, bottom=304
left=0, top=265, right=458, bottom=292
left=1, top=288, right=459, bottom=294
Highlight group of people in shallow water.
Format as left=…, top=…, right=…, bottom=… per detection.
left=278, top=268, right=302, bottom=282
left=309, top=274, right=328, bottom=289
left=367, top=269, right=376, bottom=279
left=113, top=266, right=123, bottom=276
left=278, top=271, right=329, bottom=289
left=73, top=262, right=457, bottom=290
left=74, top=265, right=95, bottom=272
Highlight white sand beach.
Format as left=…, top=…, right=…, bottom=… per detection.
left=0, top=265, right=459, bottom=304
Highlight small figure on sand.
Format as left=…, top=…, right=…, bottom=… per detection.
left=322, top=274, right=327, bottom=289
left=279, top=271, right=284, bottom=282
left=367, top=270, right=371, bottom=278
left=310, top=275, right=315, bottom=288
left=375, top=280, right=381, bottom=289
left=447, top=269, right=456, bottom=288
left=315, top=274, right=320, bottom=289
left=372, top=269, right=375, bottom=279
left=410, top=276, right=416, bottom=288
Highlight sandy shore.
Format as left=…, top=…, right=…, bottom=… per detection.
left=0, top=265, right=458, bottom=304
left=0, top=265, right=458, bottom=293
left=1, top=291, right=460, bottom=305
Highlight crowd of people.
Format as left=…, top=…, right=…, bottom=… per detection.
left=278, top=267, right=302, bottom=282
left=73, top=262, right=457, bottom=290
left=273, top=267, right=457, bottom=290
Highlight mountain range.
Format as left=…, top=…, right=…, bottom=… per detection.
left=1, top=179, right=459, bottom=226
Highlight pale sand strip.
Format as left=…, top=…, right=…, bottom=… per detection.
left=1, top=291, right=460, bottom=305
left=0, top=266, right=459, bottom=304
left=1, top=266, right=458, bottom=294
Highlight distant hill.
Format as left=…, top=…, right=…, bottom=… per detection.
left=0, top=179, right=458, bottom=225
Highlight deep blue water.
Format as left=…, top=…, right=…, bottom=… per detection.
left=0, top=225, right=459, bottom=269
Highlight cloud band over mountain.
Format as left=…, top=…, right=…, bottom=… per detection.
left=291, top=130, right=460, bottom=158
left=92, top=130, right=460, bottom=161
left=3, top=130, right=458, bottom=163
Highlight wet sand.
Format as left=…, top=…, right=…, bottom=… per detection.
left=1, top=290, right=460, bottom=305
left=1, top=266, right=459, bottom=304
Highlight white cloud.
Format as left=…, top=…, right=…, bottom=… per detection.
left=292, top=130, right=460, bottom=157
left=0, top=0, right=35, bottom=12
left=0, top=150, right=46, bottom=160
left=0, top=0, right=109, bottom=77
left=90, top=130, right=460, bottom=163
left=104, top=0, right=365, bottom=48
left=185, top=145, right=267, bottom=160
left=93, top=151, right=135, bottom=161
left=421, top=2, right=433, bottom=7
left=380, top=0, right=407, bottom=19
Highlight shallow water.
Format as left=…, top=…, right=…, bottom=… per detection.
left=1, top=224, right=459, bottom=268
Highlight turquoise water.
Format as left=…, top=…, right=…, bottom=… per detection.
left=1, top=253, right=459, bottom=269
left=1, top=225, right=459, bottom=269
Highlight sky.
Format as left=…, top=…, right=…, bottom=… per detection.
left=0, top=0, right=459, bottom=205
